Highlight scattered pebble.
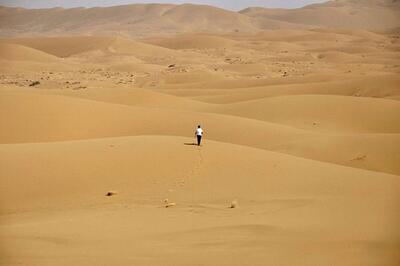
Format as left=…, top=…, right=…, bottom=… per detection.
left=29, top=81, right=40, bottom=87
left=164, top=198, right=176, bottom=208
left=105, top=191, right=118, bottom=197
left=230, top=200, right=238, bottom=209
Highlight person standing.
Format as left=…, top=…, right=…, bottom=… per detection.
left=195, top=125, right=203, bottom=146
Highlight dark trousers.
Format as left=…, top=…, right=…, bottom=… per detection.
left=197, top=135, right=202, bottom=146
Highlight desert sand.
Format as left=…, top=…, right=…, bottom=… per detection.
left=0, top=1, right=400, bottom=265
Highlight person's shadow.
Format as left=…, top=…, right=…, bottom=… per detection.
left=184, top=143, right=198, bottom=146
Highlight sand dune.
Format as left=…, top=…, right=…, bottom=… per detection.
left=0, top=92, right=309, bottom=145
left=35, top=86, right=213, bottom=111
left=1, top=2, right=399, bottom=265
left=0, top=4, right=257, bottom=37
left=1, top=36, right=180, bottom=58
left=241, top=0, right=400, bottom=30
left=144, top=33, right=237, bottom=49
left=1, top=91, right=399, bottom=175
left=1, top=136, right=399, bottom=265
left=0, top=43, right=59, bottom=62
left=1, top=135, right=398, bottom=213
left=1, top=36, right=116, bottom=57
left=215, top=94, right=400, bottom=133
left=1, top=1, right=400, bottom=37
left=161, top=74, right=400, bottom=102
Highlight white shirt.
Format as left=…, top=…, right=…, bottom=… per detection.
left=196, top=128, right=203, bottom=136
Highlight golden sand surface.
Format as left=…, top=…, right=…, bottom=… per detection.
left=1, top=1, right=400, bottom=265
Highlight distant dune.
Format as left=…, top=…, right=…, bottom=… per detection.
left=241, top=0, right=400, bottom=30
left=0, top=43, right=59, bottom=62
left=1, top=0, right=400, bottom=37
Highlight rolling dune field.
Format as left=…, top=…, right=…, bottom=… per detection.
left=0, top=1, right=400, bottom=265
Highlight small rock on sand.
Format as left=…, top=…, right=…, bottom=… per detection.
left=164, top=198, right=176, bottom=208
left=105, top=191, right=118, bottom=197
left=29, top=81, right=40, bottom=87
left=230, top=200, right=238, bottom=208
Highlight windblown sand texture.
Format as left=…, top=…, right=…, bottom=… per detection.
left=1, top=0, right=400, bottom=265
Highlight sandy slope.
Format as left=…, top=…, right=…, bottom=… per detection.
left=184, top=75, right=400, bottom=103
left=1, top=136, right=399, bottom=266
left=214, top=94, right=400, bottom=133
left=2, top=90, right=399, bottom=175
left=0, top=43, right=60, bottom=62
left=0, top=9, right=400, bottom=265
left=0, top=36, right=181, bottom=58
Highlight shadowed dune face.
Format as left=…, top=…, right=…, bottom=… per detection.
left=1, top=2, right=400, bottom=266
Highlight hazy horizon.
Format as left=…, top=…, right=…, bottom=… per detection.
left=0, top=0, right=329, bottom=10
